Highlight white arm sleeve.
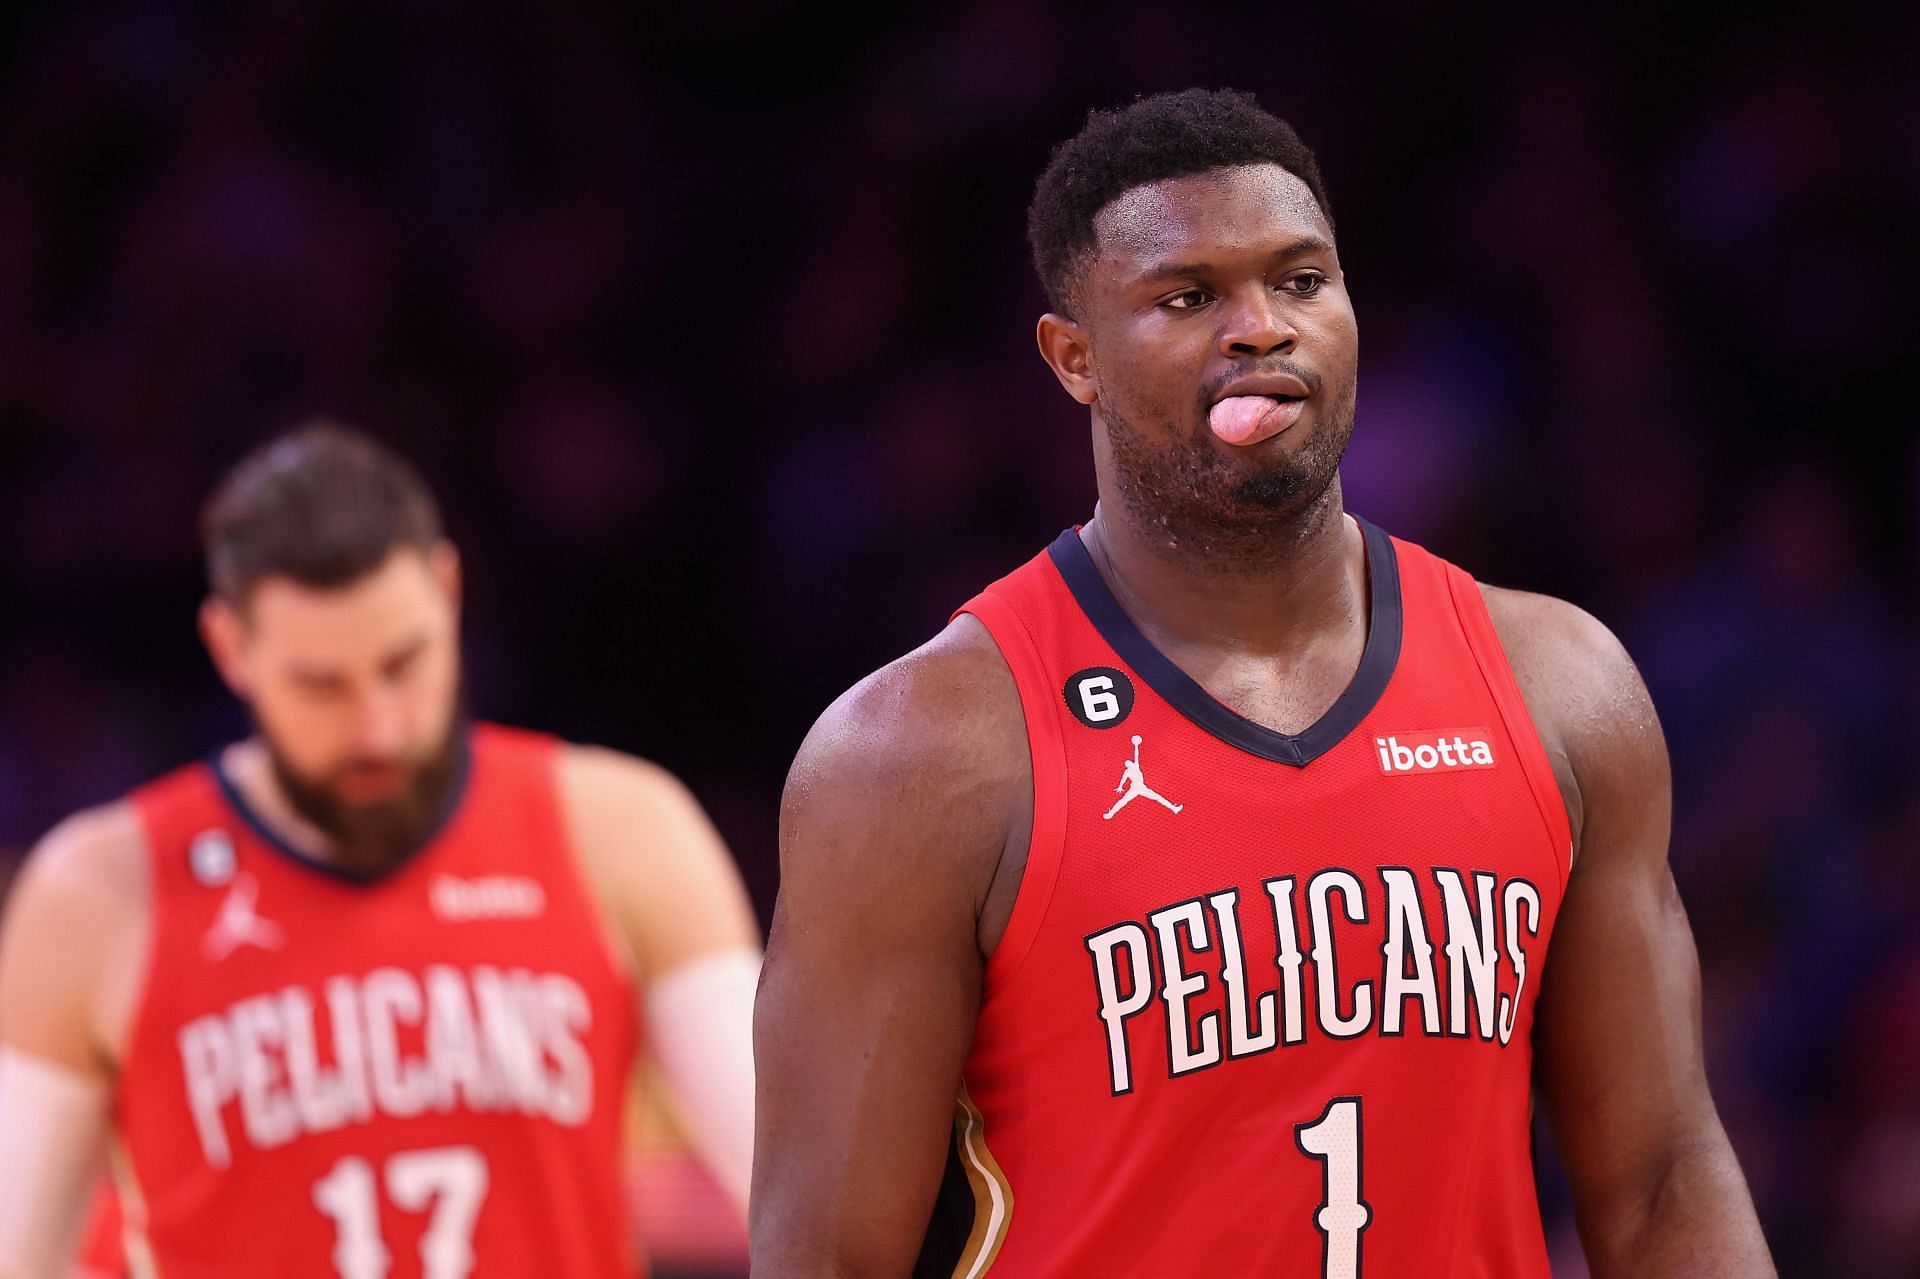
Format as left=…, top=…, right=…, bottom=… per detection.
left=0, top=1047, right=112, bottom=1279
left=642, top=946, right=759, bottom=1216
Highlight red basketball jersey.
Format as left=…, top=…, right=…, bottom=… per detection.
left=114, top=724, right=641, bottom=1278
left=922, top=521, right=1571, bottom=1278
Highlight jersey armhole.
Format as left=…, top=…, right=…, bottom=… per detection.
left=1442, top=566, right=1575, bottom=892
left=958, top=592, right=1069, bottom=998
left=114, top=793, right=171, bottom=1099
left=537, top=739, right=646, bottom=1005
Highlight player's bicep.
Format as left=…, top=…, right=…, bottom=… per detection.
left=619, top=767, right=761, bottom=976
left=1534, top=842, right=1714, bottom=1199
left=751, top=672, right=1008, bottom=1276
left=0, top=810, right=140, bottom=1279
left=0, top=812, right=139, bottom=1074
left=1530, top=636, right=1720, bottom=1219
left=752, top=881, right=981, bottom=1271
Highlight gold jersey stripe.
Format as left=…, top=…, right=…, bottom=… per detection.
left=107, top=1137, right=164, bottom=1279
left=949, top=1084, right=1013, bottom=1279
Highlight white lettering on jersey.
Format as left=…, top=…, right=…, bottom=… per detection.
left=1374, top=731, right=1498, bottom=775
left=1378, top=869, right=1440, bottom=1036
left=540, top=975, right=594, bottom=1126
left=364, top=968, right=435, bottom=1118
left=429, top=875, right=546, bottom=922
left=1436, top=870, right=1500, bottom=1039
left=281, top=986, right=355, bottom=1132
left=1209, top=889, right=1277, bottom=1057
left=233, top=993, right=299, bottom=1150
left=423, top=965, right=496, bottom=1113
left=1084, top=924, right=1154, bottom=1095
left=174, top=966, right=598, bottom=1169
left=179, top=1018, right=238, bottom=1168
left=1147, top=900, right=1222, bottom=1075
left=1308, top=870, right=1375, bottom=1039
left=1263, top=877, right=1309, bottom=1047
left=1497, top=879, right=1543, bottom=1045
left=1087, top=867, right=1547, bottom=1094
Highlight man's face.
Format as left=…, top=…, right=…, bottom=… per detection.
left=203, top=544, right=464, bottom=871
left=1050, top=164, right=1360, bottom=553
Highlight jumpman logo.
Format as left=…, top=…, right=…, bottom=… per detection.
left=1103, top=735, right=1183, bottom=820
left=201, top=873, right=286, bottom=962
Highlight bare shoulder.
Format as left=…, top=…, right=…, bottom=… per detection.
left=555, top=744, right=759, bottom=983
left=780, top=612, right=1029, bottom=933
left=558, top=742, right=707, bottom=829
left=790, top=613, right=1023, bottom=796
left=3, top=802, right=149, bottom=935
left=1477, top=583, right=1670, bottom=859
left=0, top=801, right=151, bottom=1072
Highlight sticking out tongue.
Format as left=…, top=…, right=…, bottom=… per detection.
left=1209, top=395, right=1295, bottom=445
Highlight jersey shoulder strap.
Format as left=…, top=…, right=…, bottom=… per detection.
left=953, top=544, right=1073, bottom=993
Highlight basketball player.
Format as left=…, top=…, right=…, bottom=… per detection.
left=0, top=425, right=760, bottom=1278
left=752, top=91, right=1776, bottom=1276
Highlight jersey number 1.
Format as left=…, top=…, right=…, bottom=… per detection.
left=313, top=1145, right=490, bottom=1279
left=1295, top=1097, right=1372, bottom=1279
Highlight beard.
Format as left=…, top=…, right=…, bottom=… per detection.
left=264, top=699, right=469, bottom=877
left=1100, top=360, right=1358, bottom=568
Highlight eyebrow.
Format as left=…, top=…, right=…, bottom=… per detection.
left=1133, top=235, right=1336, bottom=284
left=380, top=636, right=430, bottom=669
left=288, top=665, right=347, bottom=686
left=285, top=634, right=430, bottom=684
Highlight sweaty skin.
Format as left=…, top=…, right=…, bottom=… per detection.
left=751, top=164, right=1774, bottom=1277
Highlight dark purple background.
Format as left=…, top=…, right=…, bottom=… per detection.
left=2, top=2, right=1915, bottom=1273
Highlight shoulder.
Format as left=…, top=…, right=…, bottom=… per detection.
left=781, top=612, right=1028, bottom=911
left=4, top=802, right=149, bottom=930
left=786, top=613, right=1025, bottom=835
left=557, top=742, right=704, bottom=826
left=553, top=744, right=758, bottom=983
left=0, top=802, right=151, bottom=1072
left=1476, top=583, right=1669, bottom=860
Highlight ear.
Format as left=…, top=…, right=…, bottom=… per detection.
left=1035, top=312, right=1099, bottom=406
left=428, top=540, right=462, bottom=616
left=199, top=597, right=252, bottom=700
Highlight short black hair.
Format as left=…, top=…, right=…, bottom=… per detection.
left=1027, top=88, right=1333, bottom=316
left=202, top=422, right=444, bottom=603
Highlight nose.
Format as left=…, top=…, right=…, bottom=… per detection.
left=1217, top=285, right=1299, bottom=360
left=348, top=684, right=408, bottom=759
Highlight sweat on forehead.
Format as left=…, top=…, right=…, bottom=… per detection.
left=1090, top=165, right=1332, bottom=271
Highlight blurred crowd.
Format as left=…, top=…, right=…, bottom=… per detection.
left=1, top=1, right=1914, bottom=1273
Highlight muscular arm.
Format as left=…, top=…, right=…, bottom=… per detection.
left=0, top=805, right=148, bottom=1279
left=1486, top=587, right=1775, bottom=1278
left=560, top=748, right=762, bottom=1212
left=751, top=617, right=1028, bottom=1279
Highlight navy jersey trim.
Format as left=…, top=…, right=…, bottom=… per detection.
left=1045, top=517, right=1403, bottom=768
left=207, top=733, right=474, bottom=885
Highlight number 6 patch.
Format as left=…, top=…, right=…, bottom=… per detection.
left=1064, top=666, right=1135, bottom=729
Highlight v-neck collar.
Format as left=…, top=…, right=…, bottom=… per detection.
left=1045, top=517, right=1402, bottom=767
left=208, top=734, right=474, bottom=885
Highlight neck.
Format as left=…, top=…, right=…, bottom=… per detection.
left=220, top=736, right=456, bottom=878
left=220, top=740, right=341, bottom=860
left=1080, top=477, right=1365, bottom=657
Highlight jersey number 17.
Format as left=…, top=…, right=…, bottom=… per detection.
left=312, top=1145, right=489, bottom=1279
